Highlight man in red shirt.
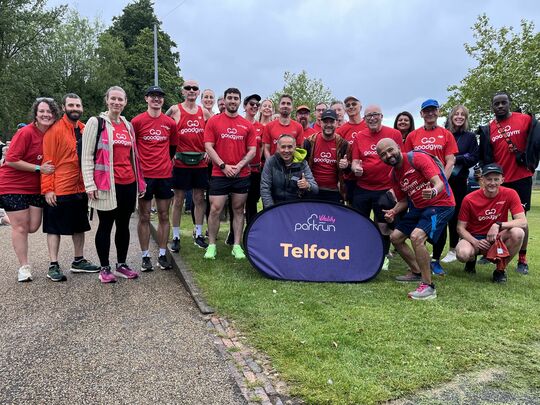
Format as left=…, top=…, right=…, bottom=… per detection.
left=312, top=102, right=327, bottom=132
left=204, top=88, right=257, bottom=260
left=303, top=109, right=350, bottom=203
left=351, top=105, right=402, bottom=271
left=337, top=95, right=367, bottom=205
left=404, top=99, right=458, bottom=276
left=478, top=92, right=540, bottom=275
left=132, top=86, right=177, bottom=271
left=262, top=94, right=304, bottom=160
left=456, top=164, right=526, bottom=282
left=166, top=80, right=209, bottom=253
left=331, top=100, right=346, bottom=127
left=42, top=93, right=100, bottom=281
left=377, top=138, right=455, bottom=300
left=296, top=105, right=316, bottom=138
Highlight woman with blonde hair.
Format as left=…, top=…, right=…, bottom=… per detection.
left=81, top=86, right=146, bottom=283
left=259, top=99, right=275, bottom=125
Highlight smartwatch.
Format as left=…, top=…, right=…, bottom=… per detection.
left=219, top=163, right=226, bottom=170
left=35, top=165, right=41, bottom=173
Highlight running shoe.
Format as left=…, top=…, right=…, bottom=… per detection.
left=170, top=237, right=180, bottom=253
left=225, top=231, right=235, bottom=246
left=516, top=262, right=529, bottom=275
left=17, top=264, right=32, bottom=282
left=464, top=260, right=476, bottom=274
left=408, top=283, right=437, bottom=300
left=141, top=257, right=154, bottom=272
left=158, top=255, right=172, bottom=270
left=231, top=244, right=246, bottom=260
left=431, top=260, right=445, bottom=276
left=204, top=244, right=217, bottom=260
left=99, top=266, right=117, bottom=283
left=441, top=249, right=457, bottom=263
left=381, top=257, right=390, bottom=271
left=492, top=270, right=508, bottom=283
left=70, top=259, right=100, bottom=273
left=194, top=235, right=209, bottom=249
left=395, top=272, right=422, bottom=282
left=114, top=263, right=138, bottom=279
left=47, top=264, right=67, bottom=282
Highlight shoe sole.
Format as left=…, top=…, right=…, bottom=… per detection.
left=99, top=276, right=117, bottom=283
left=70, top=268, right=100, bottom=273
left=194, top=241, right=209, bottom=249
left=409, top=294, right=437, bottom=300
left=204, top=255, right=216, bottom=260
left=113, top=271, right=138, bottom=279
left=395, top=278, right=422, bottom=282
left=47, top=274, right=67, bottom=282
left=158, top=264, right=172, bottom=270
left=141, top=267, right=154, bottom=272
left=18, top=277, right=32, bottom=282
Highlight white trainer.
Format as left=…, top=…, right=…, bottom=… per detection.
left=18, top=264, right=33, bottom=282
left=441, top=249, right=457, bottom=263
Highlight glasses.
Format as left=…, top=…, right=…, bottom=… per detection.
left=365, top=113, right=382, bottom=120
left=36, top=97, right=54, bottom=102
left=183, top=86, right=199, bottom=91
left=147, top=94, right=164, bottom=99
left=345, top=102, right=358, bottom=108
left=248, top=101, right=260, bottom=107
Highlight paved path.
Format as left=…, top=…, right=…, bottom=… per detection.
left=0, top=217, right=246, bottom=404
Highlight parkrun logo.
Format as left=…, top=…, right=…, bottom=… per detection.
left=294, top=214, right=336, bottom=232
left=280, top=243, right=350, bottom=260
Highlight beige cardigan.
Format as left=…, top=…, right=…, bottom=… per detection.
left=81, top=112, right=143, bottom=211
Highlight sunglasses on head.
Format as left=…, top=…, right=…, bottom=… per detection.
left=183, top=85, right=199, bottom=91
left=36, top=97, right=54, bottom=102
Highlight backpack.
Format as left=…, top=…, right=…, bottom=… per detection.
left=392, top=150, right=452, bottom=197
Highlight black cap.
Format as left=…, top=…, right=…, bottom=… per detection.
left=243, top=94, right=261, bottom=106
left=321, top=109, right=338, bottom=121
left=482, top=163, right=504, bottom=176
left=145, top=85, right=165, bottom=96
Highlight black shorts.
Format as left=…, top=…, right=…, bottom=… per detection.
left=209, top=176, right=250, bottom=196
left=353, top=187, right=388, bottom=223
left=43, top=193, right=91, bottom=235
left=503, top=176, right=532, bottom=212
left=172, top=167, right=209, bottom=190
left=141, top=177, right=173, bottom=201
left=0, top=193, right=45, bottom=212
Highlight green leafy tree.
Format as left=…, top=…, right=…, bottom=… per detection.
left=445, top=14, right=540, bottom=127
left=271, top=70, right=333, bottom=120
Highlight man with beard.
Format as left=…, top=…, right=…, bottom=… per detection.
left=478, top=92, right=540, bottom=275
left=203, top=88, right=256, bottom=260
left=377, top=138, right=455, bottom=300
left=132, top=86, right=177, bottom=271
left=41, top=93, right=100, bottom=281
left=262, top=94, right=304, bottom=160
left=166, top=80, right=209, bottom=252
left=303, top=109, right=350, bottom=203
left=296, top=105, right=316, bottom=138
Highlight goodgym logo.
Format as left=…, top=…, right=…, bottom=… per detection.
left=421, top=137, right=435, bottom=144
left=186, top=120, right=200, bottom=127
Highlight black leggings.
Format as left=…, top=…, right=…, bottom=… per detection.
left=432, top=176, right=468, bottom=260
left=95, top=182, right=136, bottom=267
left=245, top=171, right=261, bottom=225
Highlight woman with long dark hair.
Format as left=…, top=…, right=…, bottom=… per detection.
left=393, top=111, right=415, bottom=142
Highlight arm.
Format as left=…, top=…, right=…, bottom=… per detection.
left=351, top=158, right=363, bottom=176
left=421, top=174, right=445, bottom=199
left=301, top=162, right=318, bottom=195
left=457, top=220, right=490, bottom=251
left=81, top=116, right=99, bottom=194
left=260, top=159, right=274, bottom=208
left=165, top=104, right=180, bottom=123
left=382, top=198, right=408, bottom=223
left=443, top=154, right=455, bottom=179
left=263, top=143, right=271, bottom=160
left=455, top=133, right=479, bottom=169
left=235, top=146, right=256, bottom=173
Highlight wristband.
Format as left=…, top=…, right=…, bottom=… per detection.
left=431, top=188, right=438, bottom=198
left=35, top=165, right=41, bottom=172
left=496, top=221, right=503, bottom=229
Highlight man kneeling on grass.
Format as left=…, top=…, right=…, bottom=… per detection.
left=455, top=163, right=526, bottom=282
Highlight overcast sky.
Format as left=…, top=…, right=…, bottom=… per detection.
left=48, top=0, right=539, bottom=124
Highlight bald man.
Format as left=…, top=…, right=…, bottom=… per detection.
left=377, top=138, right=455, bottom=300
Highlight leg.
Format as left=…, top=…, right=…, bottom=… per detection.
left=245, top=172, right=261, bottom=224
left=390, top=229, right=420, bottom=274
left=455, top=239, right=478, bottom=263
left=137, top=198, right=152, bottom=251
left=207, top=195, right=227, bottom=244
left=114, top=183, right=136, bottom=264
left=8, top=209, right=33, bottom=266
left=409, top=228, right=431, bottom=285
left=192, top=188, right=206, bottom=230
left=46, top=234, right=61, bottom=262
left=171, top=189, right=185, bottom=230
left=95, top=209, right=116, bottom=267
left=432, top=228, right=446, bottom=261
left=72, top=233, right=85, bottom=257
left=156, top=198, right=172, bottom=249
left=231, top=193, right=248, bottom=245
left=500, top=228, right=525, bottom=262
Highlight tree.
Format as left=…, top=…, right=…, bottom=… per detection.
left=271, top=70, right=333, bottom=120
left=445, top=14, right=540, bottom=127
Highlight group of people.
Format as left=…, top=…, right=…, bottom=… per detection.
left=0, top=83, right=538, bottom=299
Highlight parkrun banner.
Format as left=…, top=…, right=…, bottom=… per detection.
left=245, top=200, right=384, bottom=282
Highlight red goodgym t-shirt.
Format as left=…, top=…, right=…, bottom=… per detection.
left=391, top=152, right=455, bottom=209
left=352, top=126, right=402, bottom=190
left=262, top=119, right=304, bottom=155
left=111, top=121, right=135, bottom=185
left=175, top=104, right=206, bottom=169
left=404, top=126, right=458, bottom=164
left=458, top=186, right=524, bottom=235
left=310, top=133, right=339, bottom=190
left=0, top=123, right=44, bottom=194
left=488, top=112, right=533, bottom=183
left=250, top=121, right=264, bottom=173
left=132, top=112, right=177, bottom=178
left=204, top=114, right=256, bottom=177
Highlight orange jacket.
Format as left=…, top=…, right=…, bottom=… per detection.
left=41, top=114, right=85, bottom=196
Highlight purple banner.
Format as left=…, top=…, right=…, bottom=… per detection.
left=245, top=201, right=384, bottom=282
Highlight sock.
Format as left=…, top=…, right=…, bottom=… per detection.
left=141, top=250, right=149, bottom=258
left=195, top=224, right=203, bottom=237
left=159, top=248, right=166, bottom=256
left=73, top=256, right=83, bottom=263
left=172, top=227, right=180, bottom=239
left=50, top=261, right=59, bottom=267
left=430, top=283, right=436, bottom=289
left=519, top=249, right=527, bottom=264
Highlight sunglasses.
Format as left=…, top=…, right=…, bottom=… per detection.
left=345, top=102, right=358, bottom=108
left=183, top=86, right=199, bottom=91
left=36, top=97, right=54, bottom=102
left=248, top=101, right=260, bottom=107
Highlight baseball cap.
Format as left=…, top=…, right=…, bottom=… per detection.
left=145, top=85, right=165, bottom=96
left=321, top=109, right=338, bottom=121
left=344, top=96, right=359, bottom=104
left=296, top=105, right=310, bottom=113
left=421, top=99, right=439, bottom=110
left=243, top=94, right=261, bottom=106
left=481, top=163, right=504, bottom=176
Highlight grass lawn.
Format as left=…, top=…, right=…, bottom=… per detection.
left=177, top=190, right=540, bottom=404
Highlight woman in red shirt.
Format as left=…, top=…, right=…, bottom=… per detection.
left=0, top=98, right=59, bottom=282
left=393, top=111, right=415, bottom=143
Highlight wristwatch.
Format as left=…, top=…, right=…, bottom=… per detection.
left=496, top=221, right=503, bottom=228
left=219, top=163, right=226, bottom=170
left=35, top=165, right=41, bottom=172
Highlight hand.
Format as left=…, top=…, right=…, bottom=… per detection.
left=353, top=161, right=363, bottom=176
left=297, top=173, right=309, bottom=190
left=382, top=208, right=396, bottom=223
left=338, top=158, right=349, bottom=169
left=476, top=238, right=492, bottom=252
left=486, top=223, right=500, bottom=243
left=87, top=190, right=98, bottom=201
left=422, top=188, right=436, bottom=199
left=222, top=164, right=237, bottom=177
left=40, top=160, right=55, bottom=175
left=138, top=191, right=146, bottom=199
left=45, top=191, right=57, bottom=207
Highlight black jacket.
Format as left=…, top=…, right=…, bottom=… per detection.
left=452, top=130, right=479, bottom=179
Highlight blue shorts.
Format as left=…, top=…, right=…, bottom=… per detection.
left=396, top=205, right=455, bottom=244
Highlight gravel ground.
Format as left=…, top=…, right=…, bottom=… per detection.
left=0, top=217, right=246, bottom=404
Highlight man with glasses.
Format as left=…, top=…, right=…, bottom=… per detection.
left=296, top=105, right=316, bottom=138
left=132, top=86, right=177, bottom=271
left=263, top=94, right=304, bottom=160
left=303, top=109, right=350, bottom=203
left=312, top=102, right=327, bottom=132
left=337, top=96, right=367, bottom=205
left=41, top=93, right=100, bottom=282
left=403, top=99, right=458, bottom=275
left=166, top=80, right=209, bottom=253
left=351, top=105, right=402, bottom=271
left=203, top=88, right=257, bottom=260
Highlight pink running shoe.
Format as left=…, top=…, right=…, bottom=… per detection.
left=114, top=263, right=139, bottom=279
left=99, top=266, right=117, bottom=283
